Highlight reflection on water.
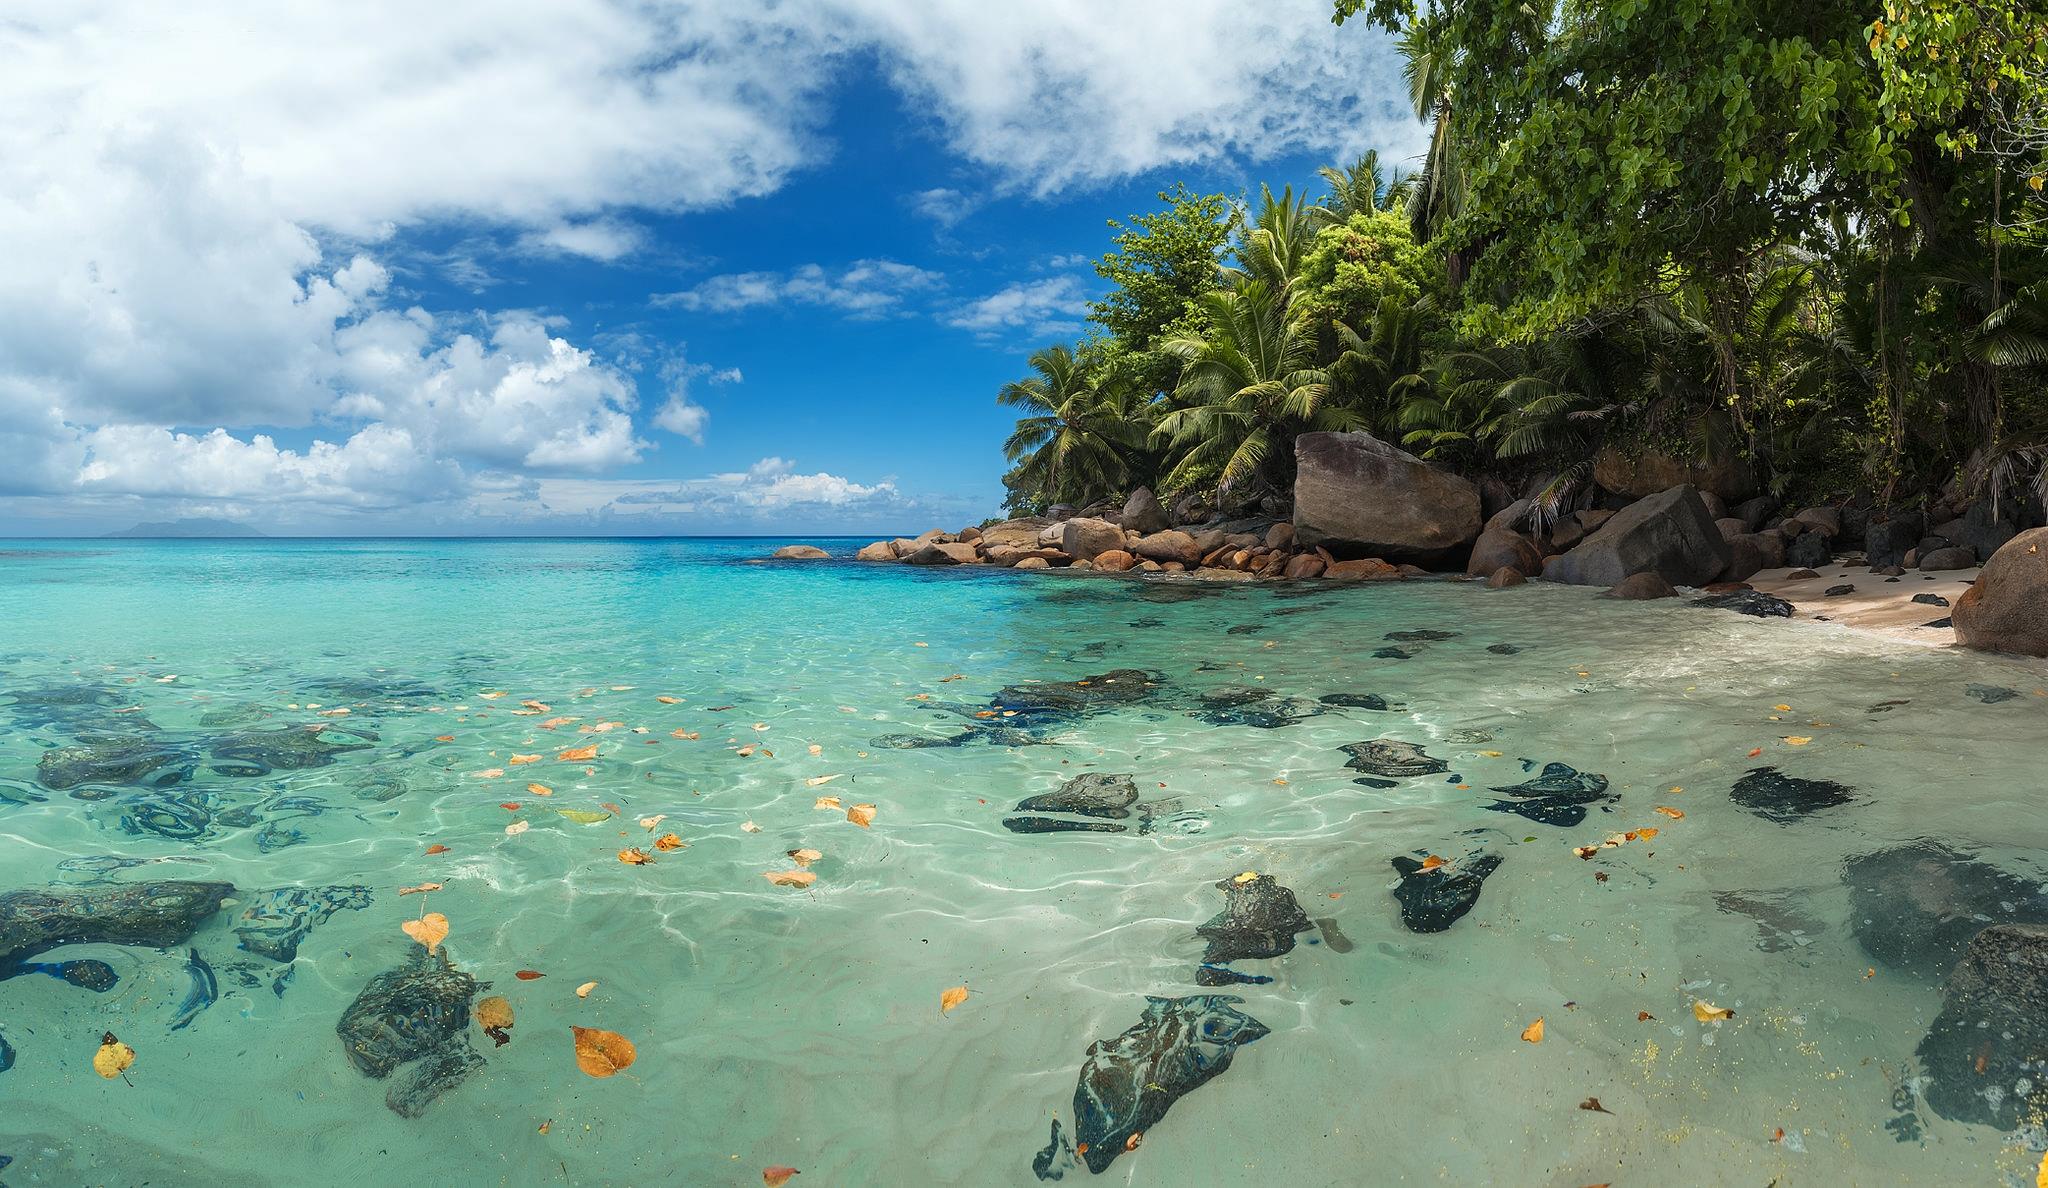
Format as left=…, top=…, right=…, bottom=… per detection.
left=1, top=537, right=2047, bottom=1184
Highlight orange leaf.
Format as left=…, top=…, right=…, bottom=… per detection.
left=434, top=734, right=454, bottom=742
left=527, top=782, right=553, bottom=797
left=1637, top=1011, right=1656, bottom=1022
left=508, top=753, right=541, bottom=765
left=557, top=744, right=598, bottom=762
left=764, top=869, right=817, bottom=888
left=654, top=833, right=685, bottom=851
left=618, top=847, right=653, bottom=865
left=763, top=1168, right=800, bottom=1188
left=401, top=912, right=449, bottom=955
left=1693, top=1000, right=1734, bottom=1022
left=814, top=796, right=842, bottom=810
left=940, top=985, right=969, bottom=1013
left=1654, top=806, right=1684, bottom=819
left=1573, top=846, right=1599, bottom=860
left=570, top=1025, right=637, bottom=1078
left=1633, top=826, right=1659, bottom=840
left=1746, top=747, right=1762, bottom=758
left=671, top=729, right=699, bottom=740
left=1418, top=854, right=1447, bottom=872
left=398, top=882, right=442, bottom=896
left=500, top=802, right=523, bottom=811
left=424, top=844, right=451, bottom=855
left=515, top=970, right=545, bottom=980
left=846, top=803, right=876, bottom=828
left=787, top=848, right=821, bottom=867
left=1521, top=1017, right=1544, bottom=1043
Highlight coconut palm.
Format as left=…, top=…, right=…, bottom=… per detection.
left=1152, top=280, right=1362, bottom=497
left=1400, top=20, right=1464, bottom=247
left=1224, top=185, right=1330, bottom=302
left=1318, top=151, right=1414, bottom=219
left=998, top=345, right=1144, bottom=506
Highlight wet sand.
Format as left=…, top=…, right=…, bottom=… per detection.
left=1747, top=561, right=1980, bottom=646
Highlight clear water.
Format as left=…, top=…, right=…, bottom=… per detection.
left=2, top=538, right=2046, bottom=1186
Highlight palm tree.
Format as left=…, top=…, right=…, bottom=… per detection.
left=1152, top=281, right=1362, bottom=497
left=1223, top=185, right=1329, bottom=302
left=997, top=345, right=1143, bottom=507
left=1400, top=21, right=1464, bottom=249
left=1318, top=151, right=1414, bottom=220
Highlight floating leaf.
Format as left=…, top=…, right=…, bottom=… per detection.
left=576, top=981, right=597, bottom=998
left=1418, top=855, right=1448, bottom=872
left=526, top=782, right=553, bottom=797
left=1773, top=704, right=1791, bottom=712
left=654, top=833, right=684, bottom=851
left=571, top=1026, right=637, bottom=1078
left=1654, top=806, right=1684, bottom=819
left=1637, top=1011, right=1656, bottom=1022
left=500, top=802, right=523, bottom=811
left=515, top=970, right=546, bottom=981
left=401, top=912, right=450, bottom=955
left=740, top=821, right=762, bottom=833
left=1477, top=750, right=1502, bottom=758
left=764, top=1168, right=800, bottom=1188
left=1783, top=736, right=1812, bottom=746
left=940, top=985, right=970, bottom=1013
left=846, top=803, right=876, bottom=828
left=618, top=847, right=653, bottom=865
left=764, top=869, right=817, bottom=888
left=556, top=808, right=612, bottom=824
left=509, top=754, right=541, bottom=765
left=1521, top=1017, right=1544, bottom=1043
left=398, top=883, right=442, bottom=896
left=1573, top=846, right=1599, bottom=860
left=1746, top=747, right=1763, bottom=758
left=805, top=774, right=843, bottom=787
left=814, top=796, right=842, bottom=811
left=672, top=729, right=699, bottom=740
left=1693, top=1000, right=1735, bottom=1022
left=1579, top=1097, right=1612, bottom=1114
left=656, top=695, right=681, bottom=704
left=477, top=995, right=515, bottom=1047
left=473, top=768, right=505, bottom=779
left=94, top=1032, right=136, bottom=1079
left=556, top=744, right=598, bottom=762
left=639, top=814, right=666, bottom=830
left=506, top=820, right=530, bottom=836
left=788, top=848, right=821, bottom=867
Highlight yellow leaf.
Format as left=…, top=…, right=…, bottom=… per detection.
left=654, top=833, right=685, bottom=851
left=1418, top=855, right=1448, bottom=872
left=476, top=995, right=515, bottom=1031
left=618, top=847, right=653, bottom=865
left=508, top=753, right=541, bottom=765
left=814, top=796, right=842, bottom=810
left=1233, top=870, right=1259, bottom=883
left=940, top=985, right=970, bottom=1013
left=526, top=782, right=553, bottom=797
left=656, top=695, right=681, bottom=704
left=1783, top=736, right=1811, bottom=746
left=788, top=848, right=822, bottom=867
left=556, top=744, right=598, bottom=762
left=1773, top=704, right=1791, bottom=712
left=1654, top=806, right=1684, bottom=819
left=576, top=981, right=597, bottom=998
left=401, top=912, right=449, bottom=955
left=479, top=691, right=506, bottom=700
left=571, top=1025, right=637, bottom=1078
left=764, top=869, right=817, bottom=888
left=846, top=803, right=876, bottom=828
left=805, top=774, right=843, bottom=787
left=556, top=808, right=612, bottom=824
left=1478, top=750, right=1503, bottom=758
left=1633, top=826, right=1660, bottom=840
left=807, top=744, right=822, bottom=755
left=398, top=882, right=443, bottom=896
left=1693, top=1000, right=1735, bottom=1022
left=1521, top=1017, right=1544, bottom=1043
left=94, top=1032, right=136, bottom=1079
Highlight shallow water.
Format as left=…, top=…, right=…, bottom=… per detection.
left=2, top=538, right=2047, bottom=1186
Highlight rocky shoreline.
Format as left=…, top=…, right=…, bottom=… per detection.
left=773, top=429, right=2048, bottom=660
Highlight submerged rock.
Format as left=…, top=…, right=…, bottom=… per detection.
left=1391, top=853, right=1502, bottom=933
left=1189, top=688, right=1324, bottom=729
left=1485, top=643, right=1522, bottom=655
left=35, top=736, right=188, bottom=790
left=1729, top=766, right=1854, bottom=822
left=1196, top=873, right=1311, bottom=967
left=1001, top=817, right=1128, bottom=835
left=236, top=885, right=374, bottom=962
left=1340, top=740, right=1448, bottom=779
left=208, top=724, right=375, bottom=776
left=1385, top=629, right=1459, bottom=642
left=1965, top=683, right=2020, bottom=705
left=1318, top=693, right=1393, bottom=711
left=1844, top=842, right=2048, bottom=978
left=1916, top=923, right=2048, bottom=1130
left=1714, top=891, right=1824, bottom=954
left=338, top=948, right=484, bottom=1116
left=0, top=880, right=234, bottom=980
left=988, top=670, right=1165, bottom=723
left=1013, top=773, right=1138, bottom=820
left=1032, top=995, right=1270, bottom=1179
left=170, top=948, right=217, bottom=1031
left=1691, top=590, right=1795, bottom=618
left=18, top=957, right=120, bottom=991
left=1483, top=762, right=1614, bottom=828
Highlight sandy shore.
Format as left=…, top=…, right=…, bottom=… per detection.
left=1746, top=561, right=1980, bottom=646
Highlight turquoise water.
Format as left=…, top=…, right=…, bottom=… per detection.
left=3, top=538, right=2048, bottom=1185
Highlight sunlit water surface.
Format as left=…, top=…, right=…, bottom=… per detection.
left=1, top=538, right=2045, bottom=1186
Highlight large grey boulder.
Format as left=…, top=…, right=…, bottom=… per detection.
left=1543, top=484, right=1731, bottom=587
left=1864, top=511, right=1924, bottom=568
left=1059, top=517, right=1125, bottom=562
left=1785, top=531, right=1831, bottom=571
left=1464, top=528, right=1542, bottom=578
left=1120, top=487, right=1170, bottom=535
left=979, top=517, right=1051, bottom=549
left=1292, top=431, right=1481, bottom=560
left=1953, top=527, right=2048, bottom=655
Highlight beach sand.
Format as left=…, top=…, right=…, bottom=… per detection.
left=1747, top=561, right=1980, bottom=646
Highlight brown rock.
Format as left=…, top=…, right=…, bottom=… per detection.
left=1484, top=566, right=1526, bottom=589
left=1135, top=559, right=1162, bottom=572
left=1325, top=558, right=1403, bottom=581
left=1120, top=486, right=1170, bottom=535
left=1920, top=546, right=1977, bottom=571
left=1283, top=555, right=1326, bottom=579
left=1014, top=556, right=1051, bottom=570
left=1785, top=568, right=1821, bottom=580
left=1292, top=430, right=1482, bottom=559
left=978, top=518, right=1051, bottom=549
left=1603, top=572, right=1678, bottom=599
left=1715, top=517, right=1749, bottom=540
left=957, top=526, right=983, bottom=543
left=1132, top=530, right=1202, bottom=567
left=1264, top=522, right=1296, bottom=551
left=1947, top=530, right=2048, bottom=654
left=1192, top=566, right=1256, bottom=582
left=855, top=541, right=896, bottom=562
left=1060, top=517, right=1126, bottom=562
left=904, top=542, right=978, bottom=566
left=1092, top=550, right=1136, bottom=573
left=1465, top=528, right=1543, bottom=578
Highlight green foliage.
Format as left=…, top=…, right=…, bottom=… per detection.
left=1295, top=208, right=1438, bottom=350
left=997, top=344, right=1148, bottom=511
left=1089, top=185, right=1236, bottom=394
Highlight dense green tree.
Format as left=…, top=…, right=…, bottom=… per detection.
left=997, top=345, right=1145, bottom=511
left=1089, top=185, right=1236, bottom=394
left=1318, top=151, right=1412, bottom=219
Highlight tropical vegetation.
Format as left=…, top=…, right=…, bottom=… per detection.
left=998, top=0, right=2048, bottom=528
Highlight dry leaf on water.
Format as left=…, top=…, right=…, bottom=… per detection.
left=740, top=821, right=762, bottom=833
left=1579, top=1097, right=1612, bottom=1114
left=1637, top=1011, right=1656, bottom=1021
left=672, top=729, right=699, bottom=740
left=1783, top=736, right=1812, bottom=746
left=425, top=844, right=451, bottom=855
left=557, top=744, right=598, bottom=762
left=764, top=1168, right=800, bottom=1188
left=654, top=833, right=684, bottom=851
left=402, top=912, right=450, bottom=955
left=618, top=848, right=653, bottom=865
left=846, top=803, right=876, bottom=828
left=94, top=1032, right=136, bottom=1079
left=526, top=782, right=553, bottom=797
left=556, top=808, right=612, bottom=824
left=656, top=695, right=681, bottom=704
left=940, top=986, right=969, bottom=1013
left=764, top=869, right=817, bottom=888
left=788, top=848, right=821, bottom=867
left=1654, top=806, right=1684, bottom=819
left=398, top=883, right=442, bottom=896
left=1693, top=1001, right=1735, bottom=1022
left=576, top=981, right=597, bottom=998
left=1521, top=1017, right=1545, bottom=1043
left=571, top=1025, right=637, bottom=1078
left=1417, top=855, right=1448, bottom=872
left=807, top=744, right=822, bottom=755
left=477, top=995, right=515, bottom=1047
left=509, top=754, right=541, bottom=765
left=805, top=774, right=842, bottom=787
left=639, top=814, right=666, bottom=830
left=814, top=796, right=842, bottom=811
left=506, top=820, right=530, bottom=836
left=516, top=970, right=545, bottom=980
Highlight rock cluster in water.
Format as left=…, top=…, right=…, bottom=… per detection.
left=337, top=948, right=486, bottom=1117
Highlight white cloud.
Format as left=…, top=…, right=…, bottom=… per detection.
left=654, top=260, right=943, bottom=317
left=519, top=219, right=647, bottom=262
left=909, top=186, right=980, bottom=229
left=947, top=277, right=1093, bottom=337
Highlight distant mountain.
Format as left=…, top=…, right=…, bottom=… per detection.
left=102, top=517, right=267, bottom=539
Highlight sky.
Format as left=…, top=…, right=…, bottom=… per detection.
left=0, top=1, right=1424, bottom=537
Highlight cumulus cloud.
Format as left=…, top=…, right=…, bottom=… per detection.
left=947, top=277, right=1093, bottom=337
left=518, top=219, right=648, bottom=262
left=654, top=260, right=943, bottom=317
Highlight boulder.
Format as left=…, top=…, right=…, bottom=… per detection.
left=985, top=546, right=1066, bottom=567
left=1047, top=504, right=1077, bottom=521
left=1719, top=536, right=1765, bottom=583
left=904, top=542, right=978, bottom=566
left=1325, top=558, right=1403, bottom=581
left=1946, top=501, right=2023, bottom=562
left=1602, top=572, right=1678, bottom=600
left=1169, top=491, right=1215, bottom=526
left=1292, top=431, right=1482, bottom=560
left=1735, top=531, right=1786, bottom=570
left=855, top=541, right=896, bottom=562
left=1014, top=557, right=1050, bottom=570
left=1059, top=517, right=1125, bottom=562
left=1263, top=522, right=1295, bottom=551
left=1464, top=528, right=1542, bottom=578
left=1953, top=528, right=2048, bottom=656
left=1714, top=517, right=1748, bottom=541
left=1120, top=487, right=1169, bottom=535
left=1919, top=546, right=1977, bottom=571
left=1484, top=566, right=1526, bottom=589
left=1131, top=530, right=1202, bottom=568
left=1092, top=550, right=1136, bottom=573
left=1192, top=567, right=1256, bottom=582
left=1484, top=498, right=1535, bottom=534
left=1732, top=495, right=1776, bottom=531
left=1592, top=436, right=1757, bottom=500
left=1917, top=924, right=2048, bottom=1130
left=1790, top=506, right=1841, bottom=538
left=1785, top=531, right=1832, bottom=571
left=1698, top=491, right=1729, bottom=522
left=1863, top=512, right=1924, bottom=568
left=1036, top=524, right=1065, bottom=548
left=979, top=518, right=1051, bottom=549
left=1543, top=485, right=1730, bottom=587
left=771, top=544, right=829, bottom=560
left=1282, top=555, right=1326, bottom=579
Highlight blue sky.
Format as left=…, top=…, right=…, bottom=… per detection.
left=0, top=2, right=1419, bottom=536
